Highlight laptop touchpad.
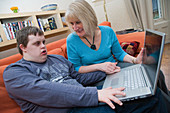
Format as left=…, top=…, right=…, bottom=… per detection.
left=111, top=78, right=119, bottom=85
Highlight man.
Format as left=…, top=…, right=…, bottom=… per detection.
left=3, top=26, right=168, bottom=113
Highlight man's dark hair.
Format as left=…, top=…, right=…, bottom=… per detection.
left=16, top=26, right=44, bottom=55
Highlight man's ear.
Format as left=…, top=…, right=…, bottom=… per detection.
left=19, top=44, right=26, bottom=53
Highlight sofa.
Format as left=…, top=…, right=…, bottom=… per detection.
left=0, top=21, right=145, bottom=113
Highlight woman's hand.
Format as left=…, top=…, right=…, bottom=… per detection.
left=98, top=87, right=126, bottom=109
left=136, top=48, right=145, bottom=64
left=98, top=62, right=120, bottom=74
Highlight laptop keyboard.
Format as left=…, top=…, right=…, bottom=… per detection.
left=124, top=67, right=146, bottom=91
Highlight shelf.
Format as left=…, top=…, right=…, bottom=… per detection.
left=0, top=10, right=69, bottom=51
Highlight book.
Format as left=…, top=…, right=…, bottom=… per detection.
left=28, top=20, right=32, bottom=26
left=7, top=23, right=15, bottom=39
left=41, top=19, right=51, bottom=31
left=9, top=23, right=15, bottom=39
left=48, top=17, right=57, bottom=30
left=61, top=16, right=67, bottom=27
left=2, top=24, right=11, bottom=40
left=18, top=22, right=21, bottom=30
left=12, top=22, right=19, bottom=37
left=37, top=18, right=44, bottom=32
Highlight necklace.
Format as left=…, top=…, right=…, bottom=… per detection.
left=83, top=35, right=96, bottom=50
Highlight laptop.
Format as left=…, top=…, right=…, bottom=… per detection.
left=102, top=29, right=165, bottom=101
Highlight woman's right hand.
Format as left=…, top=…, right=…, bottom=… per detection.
left=98, top=87, right=125, bottom=109
left=98, top=62, right=120, bottom=74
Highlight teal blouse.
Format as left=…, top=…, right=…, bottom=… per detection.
left=67, top=26, right=127, bottom=71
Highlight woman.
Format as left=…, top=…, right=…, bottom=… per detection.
left=65, top=0, right=143, bottom=74
left=64, top=0, right=170, bottom=112
left=65, top=0, right=170, bottom=97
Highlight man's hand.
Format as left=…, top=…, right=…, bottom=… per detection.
left=98, top=62, right=121, bottom=74
left=98, top=87, right=126, bottom=109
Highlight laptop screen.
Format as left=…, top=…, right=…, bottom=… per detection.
left=142, top=29, right=165, bottom=93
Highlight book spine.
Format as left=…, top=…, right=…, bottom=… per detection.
left=18, top=22, right=21, bottom=30
left=12, top=22, right=19, bottom=37
left=2, top=24, right=11, bottom=40
left=9, top=23, right=15, bottom=39
left=37, top=18, right=44, bottom=32
left=20, top=21, right=23, bottom=29
left=24, top=21, right=27, bottom=27
left=7, top=23, right=14, bottom=39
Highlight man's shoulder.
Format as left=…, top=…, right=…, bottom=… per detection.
left=5, top=59, right=31, bottom=69
left=3, top=59, right=32, bottom=75
left=48, top=54, right=65, bottom=59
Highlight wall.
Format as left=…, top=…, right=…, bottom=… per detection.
left=0, top=0, right=73, bottom=13
left=87, top=0, right=133, bottom=31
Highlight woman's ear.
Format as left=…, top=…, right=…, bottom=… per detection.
left=19, top=44, right=26, bottom=53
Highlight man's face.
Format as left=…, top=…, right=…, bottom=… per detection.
left=21, top=34, right=47, bottom=63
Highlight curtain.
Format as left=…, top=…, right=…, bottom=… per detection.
left=124, top=0, right=153, bottom=31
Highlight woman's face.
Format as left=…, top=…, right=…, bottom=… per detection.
left=69, top=18, right=86, bottom=37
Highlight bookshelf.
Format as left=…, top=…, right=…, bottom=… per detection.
left=0, top=10, right=69, bottom=51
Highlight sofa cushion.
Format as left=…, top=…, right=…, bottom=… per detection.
left=120, top=41, right=140, bottom=56
left=46, top=38, right=66, bottom=52
left=0, top=65, right=23, bottom=113
left=98, top=21, right=111, bottom=27
left=48, top=48, right=65, bottom=57
left=61, top=43, right=68, bottom=59
left=0, top=54, right=22, bottom=66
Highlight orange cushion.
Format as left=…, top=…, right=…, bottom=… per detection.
left=61, top=43, right=68, bottom=59
left=98, top=21, right=111, bottom=27
left=0, top=54, right=22, bottom=66
left=46, top=38, right=66, bottom=52
left=0, top=65, right=23, bottom=113
left=116, top=32, right=145, bottom=53
left=48, top=48, right=65, bottom=58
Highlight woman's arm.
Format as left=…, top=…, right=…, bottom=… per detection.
left=123, top=48, right=144, bottom=64
left=79, top=62, right=120, bottom=74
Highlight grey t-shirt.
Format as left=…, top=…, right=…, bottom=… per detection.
left=3, top=55, right=106, bottom=113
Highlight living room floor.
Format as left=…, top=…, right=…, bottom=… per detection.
left=161, top=43, right=170, bottom=90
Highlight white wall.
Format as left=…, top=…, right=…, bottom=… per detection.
left=0, top=0, right=133, bottom=31
left=0, top=0, right=73, bottom=13
left=87, top=0, right=133, bottom=31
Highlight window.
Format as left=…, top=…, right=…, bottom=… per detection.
left=152, top=0, right=162, bottom=19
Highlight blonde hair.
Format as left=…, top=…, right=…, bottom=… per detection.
left=65, top=0, right=98, bottom=36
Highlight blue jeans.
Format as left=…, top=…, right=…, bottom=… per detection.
left=69, top=88, right=168, bottom=113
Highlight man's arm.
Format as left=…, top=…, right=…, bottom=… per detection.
left=68, top=60, right=107, bottom=86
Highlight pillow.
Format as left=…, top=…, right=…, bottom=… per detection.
left=61, top=43, right=68, bottom=59
left=120, top=41, right=140, bottom=56
left=116, top=32, right=145, bottom=53
left=98, top=21, right=111, bottom=27
left=48, top=48, right=65, bottom=57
